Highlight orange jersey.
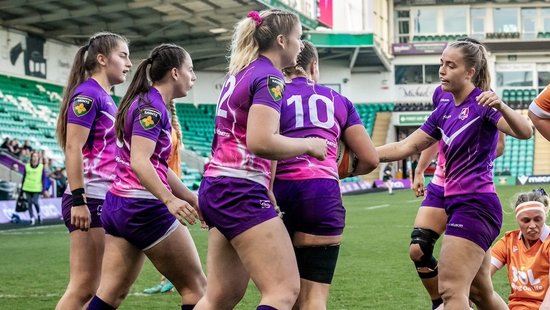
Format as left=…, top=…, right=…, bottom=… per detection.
left=167, top=128, right=182, bottom=178
left=491, top=225, right=550, bottom=309
left=531, top=86, right=550, bottom=118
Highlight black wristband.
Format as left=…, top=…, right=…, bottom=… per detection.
left=71, top=188, right=86, bottom=206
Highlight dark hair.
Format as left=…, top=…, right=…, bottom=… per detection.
left=115, top=43, right=189, bottom=142
left=229, top=9, right=300, bottom=75
left=448, top=38, right=491, bottom=91
left=514, top=188, right=550, bottom=213
left=282, top=40, right=318, bottom=77
left=56, top=32, right=128, bottom=150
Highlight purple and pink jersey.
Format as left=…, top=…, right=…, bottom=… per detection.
left=204, top=56, right=286, bottom=188
left=110, top=87, right=172, bottom=199
left=276, top=77, right=362, bottom=180
left=430, top=85, right=449, bottom=187
left=420, top=87, right=502, bottom=197
left=65, top=78, right=117, bottom=199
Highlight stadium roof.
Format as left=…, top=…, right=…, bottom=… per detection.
left=0, top=0, right=389, bottom=72
left=0, top=0, right=265, bottom=70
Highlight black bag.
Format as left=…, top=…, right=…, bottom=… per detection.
left=15, top=191, right=28, bottom=212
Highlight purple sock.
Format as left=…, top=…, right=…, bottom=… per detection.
left=87, top=296, right=116, bottom=310
left=181, top=305, right=195, bottom=310
left=431, top=297, right=443, bottom=309
left=257, top=306, right=277, bottom=310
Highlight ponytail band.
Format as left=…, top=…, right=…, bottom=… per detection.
left=247, top=11, right=263, bottom=27
left=146, top=57, right=153, bottom=64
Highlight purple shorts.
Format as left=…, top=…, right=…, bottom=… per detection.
left=444, top=193, right=502, bottom=251
left=198, top=176, right=278, bottom=241
left=420, top=183, right=445, bottom=209
left=273, top=178, right=345, bottom=236
left=100, top=192, right=179, bottom=250
left=62, top=194, right=104, bottom=232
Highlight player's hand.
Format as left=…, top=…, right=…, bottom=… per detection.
left=166, top=197, right=199, bottom=225
left=476, top=91, right=506, bottom=111
left=71, top=204, right=91, bottom=231
left=306, top=137, right=328, bottom=160
left=267, top=190, right=283, bottom=218
left=412, top=173, right=425, bottom=197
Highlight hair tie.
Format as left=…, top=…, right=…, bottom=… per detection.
left=515, top=201, right=547, bottom=218
left=247, top=11, right=263, bottom=27
left=83, top=44, right=90, bottom=50
left=146, top=57, right=153, bottom=64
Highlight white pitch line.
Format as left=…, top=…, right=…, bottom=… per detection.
left=364, top=204, right=390, bottom=210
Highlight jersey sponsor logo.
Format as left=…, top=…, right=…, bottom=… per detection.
left=268, top=75, right=285, bottom=101
left=139, top=108, right=161, bottom=130
left=458, top=107, right=469, bottom=120
left=511, top=266, right=543, bottom=291
left=72, top=96, right=93, bottom=117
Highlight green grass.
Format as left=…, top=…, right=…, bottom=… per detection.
left=0, top=185, right=531, bottom=309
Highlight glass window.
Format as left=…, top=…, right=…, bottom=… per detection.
left=444, top=8, right=467, bottom=33
left=398, top=20, right=409, bottom=34
left=471, top=8, right=486, bottom=41
left=397, top=10, right=410, bottom=18
left=543, top=8, right=550, bottom=32
left=493, top=8, right=518, bottom=33
left=414, top=8, right=437, bottom=34
left=424, top=65, right=440, bottom=84
left=395, top=65, right=423, bottom=85
left=522, top=8, right=536, bottom=39
left=538, top=71, right=550, bottom=87
left=496, top=71, right=533, bottom=87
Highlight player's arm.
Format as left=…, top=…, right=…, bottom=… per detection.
left=496, top=132, right=506, bottom=158
left=477, top=91, right=533, bottom=139
left=412, top=143, right=438, bottom=197
left=529, top=110, right=550, bottom=142
left=376, top=129, right=436, bottom=163
left=65, top=123, right=91, bottom=230
left=167, top=168, right=197, bottom=209
left=343, top=124, right=378, bottom=176
left=131, top=136, right=198, bottom=225
left=247, top=104, right=327, bottom=160
left=541, top=271, right=550, bottom=310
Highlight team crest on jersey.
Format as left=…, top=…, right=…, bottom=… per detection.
left=267, top=75, right=285, bottom=101
left=139, top=108, right=161, bottom=130
left=458, top=107, right=469, bottom=120
left=72, top=96, right=93, bottom=117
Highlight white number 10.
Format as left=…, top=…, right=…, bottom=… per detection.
left=286, top=94, right=335, bottom=129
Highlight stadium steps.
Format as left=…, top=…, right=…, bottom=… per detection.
left=533, top=130, right=550, bottom=175
left=363, top=111, right=392, bottom=183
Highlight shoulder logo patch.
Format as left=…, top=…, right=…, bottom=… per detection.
left=72, top=96, right=93, bottom=117
left=268, top=75, right=285, bottom=101
left=139, top=108, right=161, bottom=130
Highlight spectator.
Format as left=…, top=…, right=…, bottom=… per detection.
left=383, top=164, right=394, bottom=195
left=21, top=151, right=48, bottom=225
left=49, top=167, right=67, bottom=198
left=1, top=137, right=10, bottom=150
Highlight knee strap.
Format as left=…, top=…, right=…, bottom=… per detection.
left=410, top=227, right=440, bottom=279
left=294, top=245, right=340, bottom=284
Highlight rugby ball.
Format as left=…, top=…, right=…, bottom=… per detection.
left=336, top=140, right=357, bottom=179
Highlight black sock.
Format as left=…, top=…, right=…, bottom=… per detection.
left=87, top=295, right=116, bottom=310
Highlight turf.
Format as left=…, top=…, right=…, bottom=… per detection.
left=0, top=185, right=531, bottom=309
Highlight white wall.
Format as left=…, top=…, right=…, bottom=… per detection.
left=0, top=27, right=78, bottom=87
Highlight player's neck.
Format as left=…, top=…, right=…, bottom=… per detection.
left=452, top=84, right=475, bottom=106
left=259, top=51, right=283, bottom=71
left=90, top=74, right=112, bottom=94
left=151, top=83, right=174, bottom=106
